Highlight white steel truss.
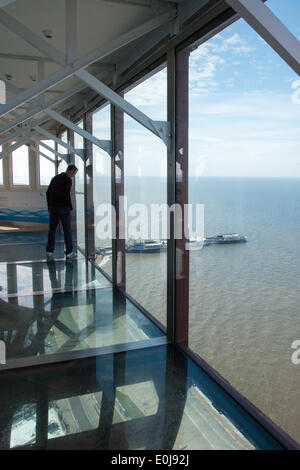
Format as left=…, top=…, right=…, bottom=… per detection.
left=28, top=144, right=56, bottom=165
left=0, top=130, right=35, bottom=160
left=34, top=126, right=84, bottom=159
left=76, top=69, right=171, bottom=148
left=45, top=108, right=112, bottom=156
left=0, top=10, right=175, bottom=120
left=0, top=0, right=299, bottom=162
left=32, top=137, right=68, bottom=163
left=226, top=0, right=300, bottom=76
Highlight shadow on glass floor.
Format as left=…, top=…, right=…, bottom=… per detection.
left=0, top=345, right=284, bottom=450
left=0, top=288, right=165, bottom=367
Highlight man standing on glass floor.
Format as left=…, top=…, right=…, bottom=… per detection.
left=46, top=164, right=78, bottom=259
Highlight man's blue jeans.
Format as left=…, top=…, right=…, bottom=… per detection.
left=46, top=206, right=73, bottom=255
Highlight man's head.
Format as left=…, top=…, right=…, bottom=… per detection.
left=66, top=164, right=78, bottom=178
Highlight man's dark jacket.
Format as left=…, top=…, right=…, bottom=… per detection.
left=46, top=172, right=73, bottom=210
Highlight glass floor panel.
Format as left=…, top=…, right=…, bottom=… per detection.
left=0, top=231, right=76, bottom=262
left=0, top=230, right=64, bottom=245
left=0, top=255, right=109, bottom=296
left=0, top=242, right=67, bottom=263
left=0, top=288, right=165, bottom=364
left=0, top=345, right=284, bottom=450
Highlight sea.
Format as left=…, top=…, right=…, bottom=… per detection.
left=94, top=176, right=300, bottom=444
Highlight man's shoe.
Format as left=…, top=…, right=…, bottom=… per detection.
left=46, top=252, right=53, bottom=258
left=66, top=251, right=77, bottom=259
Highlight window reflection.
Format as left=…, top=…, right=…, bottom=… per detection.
left=48, top=393, right=103, bottom=439
left=0, top=346, right=280, bottom=450
left=124, top=67, right=167, bottom=327
left=10, top=404, right=36, bottom=448
left=186, top=16, right=300, bottom=443
left=57, top=131, right=68, bottom=172
left=92, top=105, right=112, bottom=278
left=74, top=121, right=85, bottom=253
left=0, top=145, right=3, bottom=185
left=39, top=140, right=56, bottom=186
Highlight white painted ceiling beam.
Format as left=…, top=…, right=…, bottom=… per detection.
left=76, top=68, right=170, bottom=148
left=0, top=130, right=35, bottom=159
left=0, top=10, right=175, bottom=119
left=32, top=136, right=68, bottom=162
left=34, top=125, right=84, bottom=158
left=0, top=125, right=30, bottom=147
left=0, top=10, right=66, bottom=66
left=0, top=77, right=95, bottom=135
left=0, top=52, right=54, bottom=62
left=66, top=0, right=77, bottom=65
left=226, top=0, right=300, bottom=75
left=45, top=108, right=112, bottom=155
left=28, top=144, right=56, bottom=164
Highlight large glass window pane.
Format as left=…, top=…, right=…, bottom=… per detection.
left=0, top=145, right=3, bottom=185
left=124, top=67, right=167, bottom=327
left=74, top=121, right=85, bottom=252
left=38, top=140, right=56, bottom=186
left=57, top=130, right=68, bottom=173
left=187, top=14, right=300, bottom=443
left=92, top=105, right=112, bottom=278
left=12, top=144, right=29, bottom=185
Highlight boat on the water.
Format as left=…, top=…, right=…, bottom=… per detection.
left=96, top=234, right=247, bottom=255
left=188, top=233, right=247, bottom=248
left=126, top=240, right=167, bottom=253
left=203, top=233, right=247, bottom=245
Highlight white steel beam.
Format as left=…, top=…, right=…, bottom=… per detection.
left=0, top=10, right=66, bottom=66
left=0, top=10, right=175, bottom=118
left=29, top=144, right=56, bottom=164
left=32, top=136, right=68, bottom=162
left=34, top=126, right=84, bottom=158
left=0, top=67, right=113, bottom=135
left=0, top=125, right=30, bottom=147
left=76, top=69, right=170, bottom=148
left=226, top=0, right=300, bottom=76
left=66, top=0, right=77, bottom=64
left=0, top=79, right=91, bottom=135
left=0, top=92, right=84, bottom=147
left=0, top=52, right=53, bottom=62
left=45, top=108, right=112, bottom=155
left=0, top=131, right=34, bottom=159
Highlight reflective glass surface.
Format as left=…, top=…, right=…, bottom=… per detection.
left=0, top=145, right=3, bottom=185
left=0, top=255, right=110, bottom=296
left=124, top=67, right=167, bottom=326
left=92, top=105, right=112, bottom=278
left=57, top=131, right=68, bottom=173
left=0, top=345, right=283, bottom=450
left=186, top=17, right=300, bottom=443
left=74, top=121, right=85, bottom=253
left=0, top=288, right=164, bottom=362
left=38, top=140, right=56, bottom=186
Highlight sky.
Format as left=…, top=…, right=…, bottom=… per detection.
left=102, top=0, right=300, bottom=178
